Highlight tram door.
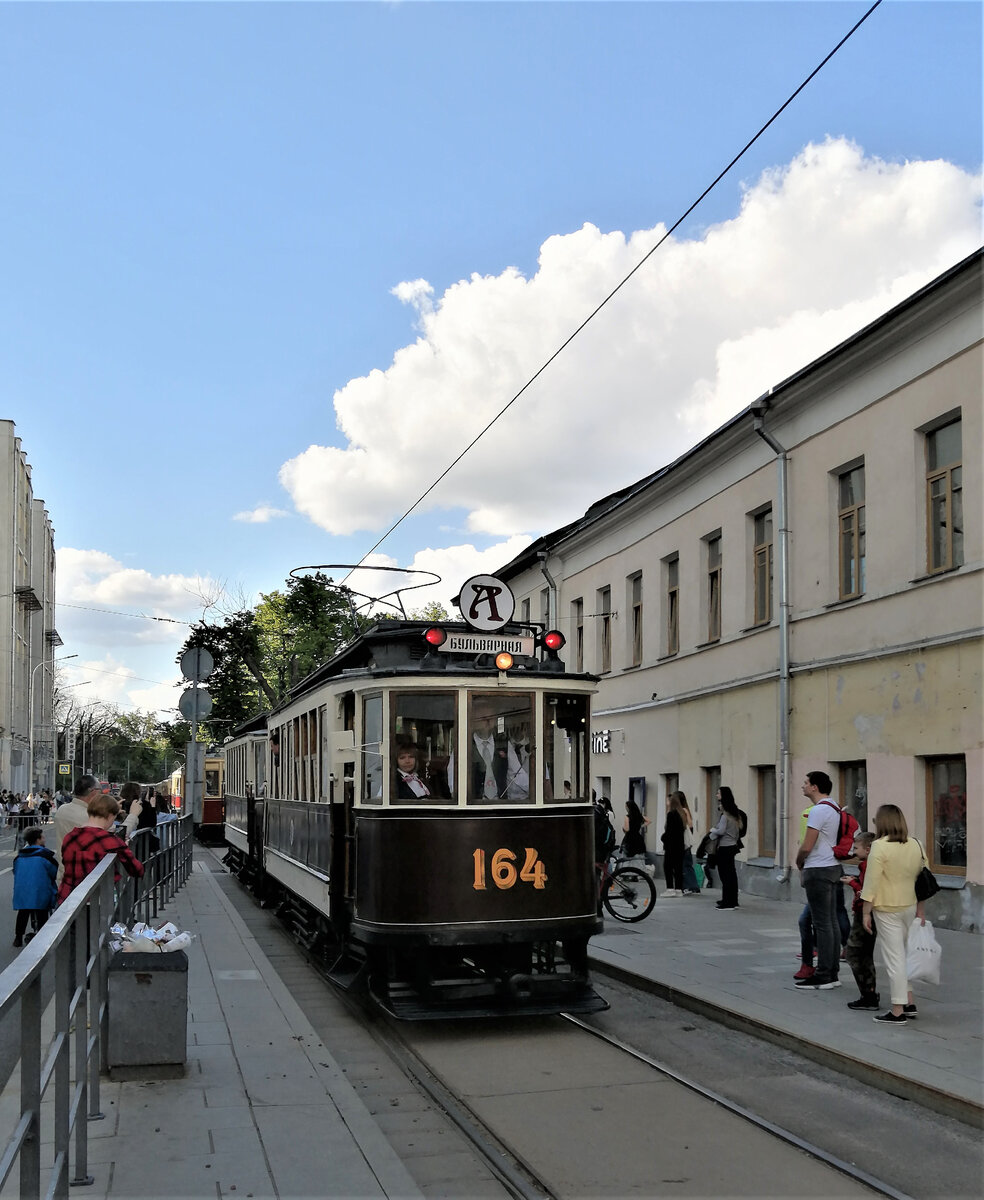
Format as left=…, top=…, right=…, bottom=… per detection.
left=329, top=693, right=357, bottom=931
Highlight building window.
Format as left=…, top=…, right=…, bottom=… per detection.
left=571, top=598, right=584, bottom=672
left=520, top=597, right=531, bottom=624
left=662, top=773, right=679, bottom=802
left=540, top=587, right=550, bottom=627
left=838, top=761, right=868, bottom=831
left=706, top=534, right=722, bottom=643
left=838, top=464, right=866, bottom=599
left=926, top=418, right=963, bottom=573
left=629, top=573, right=643, bottom=666
left=757, top=765, right=776, bottom=858
left=704, top=765, right=721, bottom=834
left=597, top=587, right=611, bottom=673
left=665, top=556, right=679, bottom=656
left=752, top=510, right=773, bottom=625
left=926, top=756, right=966, bottom=874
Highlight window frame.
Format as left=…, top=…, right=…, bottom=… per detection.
left=924, top=755, right=966, bottom=875
left=629, top=572, right=643, bottom=667
left=838, top=760, right=868, bottom=833
left=837, top=463, right=866, bottom=600
left=752, top=510, right=774, bottom=626
left=706, top=533, right=722, bottom=643
left=597, top=586, right=612, bottom=674
left=757, top=765, right=776, bottom=859
left=665, top=555, right=680, bottom=657
left=571, top=597, right=584, bottom=672
left=925, top=418, right=963, bottom=574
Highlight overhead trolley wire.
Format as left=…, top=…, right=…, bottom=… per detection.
left=349, top=0, right=884, bottom=577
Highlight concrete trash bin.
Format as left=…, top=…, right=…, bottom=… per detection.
left=107, top=949, right=188, bottom=1080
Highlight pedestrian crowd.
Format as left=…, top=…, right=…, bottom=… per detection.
left=8, top=774, right=155, bottom=949
left=592, top=764, right=935, bottom=1029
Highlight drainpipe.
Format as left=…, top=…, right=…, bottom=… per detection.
left=752, top=394, right=792, bottom=882
left=537, top=551, right=557, bottom=630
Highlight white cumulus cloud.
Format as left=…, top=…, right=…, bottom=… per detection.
left=280, top=139, right=982, bottom=540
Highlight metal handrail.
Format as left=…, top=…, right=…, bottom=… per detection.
left=0, top=814, right=194, bottom=1199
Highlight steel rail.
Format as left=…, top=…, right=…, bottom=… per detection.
left=561, top=1012, right=912, bottom=1200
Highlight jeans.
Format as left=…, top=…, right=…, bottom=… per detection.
left=845, top=910, right=878, bottom=998
left=681, top=849, right=700, bottom=892
left=799, top=886, right=850, bottom=961
left=716, top=845, right=740, bottom=907
left=802, top=865, right=843, bottom=979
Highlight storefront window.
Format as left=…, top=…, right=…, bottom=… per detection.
left=543, top=694, right=589, bottom=802
left=362, top=694, right=383, bottom=804
left=927, top=757, right=966, bottom=872
left=391, top=692, right=455, bottom=803
left=466, top=692, right=533, bottom=804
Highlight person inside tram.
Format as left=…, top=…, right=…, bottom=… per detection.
left=395, top=743, right=431, bottom=799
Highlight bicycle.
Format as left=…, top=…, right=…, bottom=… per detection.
left=598, top=853, right=657, bottom=922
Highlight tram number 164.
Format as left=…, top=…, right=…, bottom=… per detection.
left=473, top=848, right=547, bottom=891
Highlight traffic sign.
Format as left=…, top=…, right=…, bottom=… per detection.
left=57, top=763, right=71, bottom=775
left=179, top=646, right=214, bottom=683
left=178, top=687, right=213, bottom=721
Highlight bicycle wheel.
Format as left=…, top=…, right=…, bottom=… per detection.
left=602, top=865, right=657, bottom=922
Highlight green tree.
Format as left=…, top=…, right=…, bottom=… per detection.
left=178, top=573, right=370, bottom=729
left=408, top=601, right=452, bottom=622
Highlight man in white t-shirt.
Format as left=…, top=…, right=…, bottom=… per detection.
left=794, top=770, right=843, bottom=989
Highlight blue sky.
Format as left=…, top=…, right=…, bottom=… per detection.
left=2, top=1, right=981, bottom=716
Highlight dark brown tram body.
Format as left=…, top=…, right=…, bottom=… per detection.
left=223, top=618, right=607, bottom=1018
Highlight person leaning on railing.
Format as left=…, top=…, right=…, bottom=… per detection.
left=57, top=793, right=144, bottom=905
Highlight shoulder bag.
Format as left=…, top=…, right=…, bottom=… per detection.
left=914, top=839, right=941, bottom=902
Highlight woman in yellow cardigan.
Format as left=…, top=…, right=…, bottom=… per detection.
left=860, top=804, right=927, bottom=1025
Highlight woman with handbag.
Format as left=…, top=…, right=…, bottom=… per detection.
left=660, top=792, right=687, bottom=896
left=860, top=804, right=927, bottom=1025
left=622, top=799, right=650, bottom=860
left=677, top=792, right=702, bottom=894
left=708, top=786, right=746, bottom=910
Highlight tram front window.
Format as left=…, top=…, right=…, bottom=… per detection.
left=467, top=692, right=533, bottom=805
left=392, top=692, right=454, bottom=803
left=544, top=693, right=589, bottom=802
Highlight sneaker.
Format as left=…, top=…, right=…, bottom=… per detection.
left=663, top=889, right=682, bottom=897
left=793, top=963, right=815, bottom=981
left=796, top=975, right=837, bottom=988
left=873, top=1011, right=907, bottom=1024
left=12, top=939, right=22, bottom=949
left=903, top=1004, right=918, bottom=1019
left=715, top=901, right=739, bottom=909
left=848, top=995, right=880, bottom=1010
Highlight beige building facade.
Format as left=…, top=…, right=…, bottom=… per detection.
left=0, top=420, right=59, bottom=794
left=500, top=251, right=982, bottom=931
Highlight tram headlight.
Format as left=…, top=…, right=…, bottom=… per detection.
left=423, top=627, right=447, bottom=647
left=543, top=630, right=565, bottom=652
left=495, top=651, right=514, bottom=671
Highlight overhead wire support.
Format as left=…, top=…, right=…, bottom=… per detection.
left=350, top=0, right=884, bottom=575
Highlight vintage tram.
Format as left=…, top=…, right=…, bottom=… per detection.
left=156, top=753, right=226, bottom=842
left=223, top=573, right=607, bottom=1019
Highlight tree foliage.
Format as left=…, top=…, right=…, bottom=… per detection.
left=179, top=572, right=370, bottom=729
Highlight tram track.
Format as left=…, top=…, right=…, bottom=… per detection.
left=205, top=848, right=979, bottom=1200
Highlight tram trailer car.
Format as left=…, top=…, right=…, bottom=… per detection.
left=157, top=755, right=227, bottom=843
left=224, top=615, right=607, bottom=1019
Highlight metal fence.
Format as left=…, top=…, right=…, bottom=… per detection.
left=0, top=814, right=193, bottom=1200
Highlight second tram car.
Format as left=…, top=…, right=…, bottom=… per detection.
left=224, top=573, right=607, bottom=1019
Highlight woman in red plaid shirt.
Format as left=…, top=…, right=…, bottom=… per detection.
left=57, top=793, right=144, bottom=904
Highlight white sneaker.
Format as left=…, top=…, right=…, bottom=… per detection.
left=663, top=889, right=682, bottom=897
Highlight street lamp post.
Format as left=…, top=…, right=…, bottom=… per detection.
left=28, top=654, right=77, bottom=794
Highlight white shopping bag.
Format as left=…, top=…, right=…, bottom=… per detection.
left=906, top=919, right=942, bottom=986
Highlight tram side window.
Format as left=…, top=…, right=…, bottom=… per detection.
left=544, top=694, right=589, bottom=802
left=467, top=692, right=533, bottom=805
left=363, top=695, right=384, bottom=804
left=205, top=768, right=220, bottom=797
left=392, top=692, right=455, bottom=803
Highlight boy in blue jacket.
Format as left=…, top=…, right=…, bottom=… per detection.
left=12, top=827, right=57, bottom=947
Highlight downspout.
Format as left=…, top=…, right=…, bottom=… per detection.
left=752, top=395, right=791, bottom=882
left=537, top=551, right=557, bottom=630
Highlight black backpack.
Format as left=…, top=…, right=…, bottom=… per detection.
left=593, top=803, right=616, bottom=861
